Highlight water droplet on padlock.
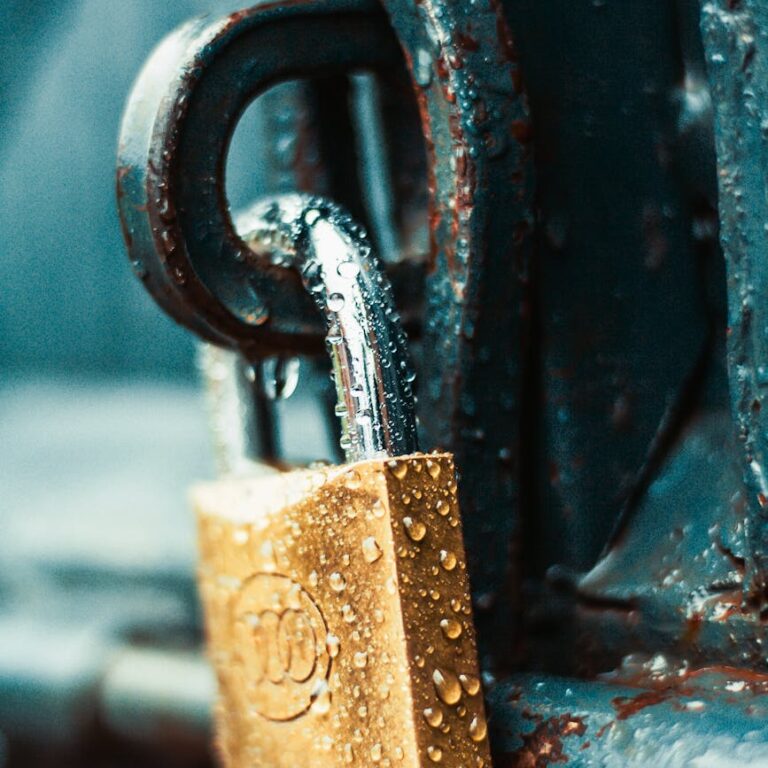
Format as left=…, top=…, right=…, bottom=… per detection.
left=439, top=549, right=457, bottom=570
left=436, top=500, right=449, bottom=516
left=415, top=48, right=433, bottom=87
left=459, top=673, right=481, bottom=696
left=342, top=604, right=357, bottom=623
left=337, top=260, right=361, bottom=278
left=353, top=651, right=368, bottom=669
left=327, top=292, right=345, bottom=312
left=427, top=745, right=443, bottom=763
left=469, top=714, right=487, bottom=742
left=343, top=470, right=362, bottom=489
left=426, top=460, right=441, bottom=479
left=440, top=618, right=463, bottom=639
left=362, top=536, right=383, bottom=563
left=310, top=680, right=332, bottom=714
left=329, top=572, right=346, bottom=592
left=387, top=460, right=408, bottom=479
left=257, top=357, right=300, bottom=400
left=326, top=633, right=341, bottom=658
left=432, top=668, right=462, bottom=705
left=423, top=707, right=444, bottom=728
left=403, top=517, right=427, bottom=542
left=370, top=743, right=383, bottom=762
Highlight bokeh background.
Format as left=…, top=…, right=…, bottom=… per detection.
left=0, top=2, right=274, bottom=765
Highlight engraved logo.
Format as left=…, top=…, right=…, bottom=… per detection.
left=233, top=573, right=329, bottom=721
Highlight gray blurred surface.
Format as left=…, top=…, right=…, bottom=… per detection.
left=0, top=0, right=267, bottom=378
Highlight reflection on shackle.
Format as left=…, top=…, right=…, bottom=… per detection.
left=235, top=193, right=419, bottom=463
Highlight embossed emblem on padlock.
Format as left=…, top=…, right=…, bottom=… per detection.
left=193, top=195, right=492, bottom=767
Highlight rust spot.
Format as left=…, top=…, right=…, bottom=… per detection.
left=611, top=689, right=676, bottom=720
left=501, top=714, right=587, bottom=767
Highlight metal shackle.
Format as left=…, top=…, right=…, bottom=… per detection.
left=235, top=193, right=418, bottom=463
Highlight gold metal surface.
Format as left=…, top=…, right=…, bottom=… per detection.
left=194, top=453, right=492, bottom=767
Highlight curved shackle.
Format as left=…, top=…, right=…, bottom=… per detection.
left=235, top=194, right=418, bottom=463
left=116, top=0, right=405, bottom=355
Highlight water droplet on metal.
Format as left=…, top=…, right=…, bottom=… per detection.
left=427, top=745, right=443, bottom=763
left=327, top=292, right=345, bottom=311
left=403, top=517, right=427, bottom=542
left=432, top=668, right=462, bottom=705
left=326, top=633, right=341, bottom=658
left=423, top=707, right=444, bottom=728
left=388, top=461, right=409, bottom=479
left=459, top=674, right=481, bottom=696
left=440, top=618, right=463, bottom=639
left=362, top=536, right=383, bottom=563
left=469, top=714, right=487, bottom=741
left=330, top=572, right=346, bottom=593
left=439, top=549, right=457, bottom=570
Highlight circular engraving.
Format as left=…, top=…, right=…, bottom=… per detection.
left=233, top=573, right=329, bottom=721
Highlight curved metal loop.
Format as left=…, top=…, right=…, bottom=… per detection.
left=117, top=0, right=403, bottom=356
left=236, top=193, right=418, bottom=461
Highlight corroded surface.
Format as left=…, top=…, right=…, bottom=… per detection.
left=195, top=453, right=491, bottom=767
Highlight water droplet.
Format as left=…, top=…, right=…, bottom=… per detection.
left=327, top=292, right=345, bottom=312
left=343, top=470, right=361, bottom=489
left=469, top=714, right=487, bottom=741
left=305, top=208, right=322, bottom=225
left=330, top=572, right=347, bottom=592
left=257, top=357, right=300, bottom=400
left=450, top=598, right=463, bottom=613
left=403, top=517, right=427, bottom=542
left=440, top=618, right=463, bottom=639
left=310, top=680, right=332, bottom=714
left=362, top=536, right=383, bottom=563
left=433, top=668, right=462, bottom=705
left=370, top=743, right=383, bottom=762
left=427, top=745, right=443, bottom=763
left=426, top=460, right=441, bottom=479
left=372, top=499, right=385, bottom=518
left=439, top=549, right=457, bottom=570
left=459, top=674, right=481, bottom=696
left=232, top=528, right=249, bottom=545
left=436, top=500, right=450, bottom=516
left=415, top=48, right=433, bottom=87
left=423, top=707, right=444, bottom=728
left=326, top=633, right=341, bottom=658
left=309, top=570, right=319, bottom=587
left=388, top=461, right=409, bottom=479
left=337, top=260, right=361, bottom=278
left=342, top=604, right=357, bottom=623
left=344, top=743, right=355, bottom=763
left=353, top=651, right=368, bottom=669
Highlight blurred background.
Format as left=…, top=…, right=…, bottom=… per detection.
left=0, top=2, right=283, bottom=765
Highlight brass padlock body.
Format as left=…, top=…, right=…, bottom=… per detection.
left=195, top=453, right=491, bottom=767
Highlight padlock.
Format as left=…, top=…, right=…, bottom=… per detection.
left=193, top=195, right=492, bottom=767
